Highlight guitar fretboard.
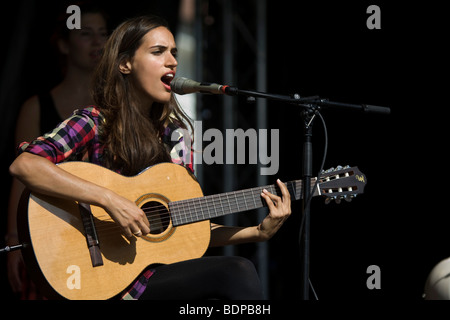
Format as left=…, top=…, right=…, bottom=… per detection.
left=169, top=179, right=314, bottom=226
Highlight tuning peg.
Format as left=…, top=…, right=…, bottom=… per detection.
left=325, top=167, right=334, bottom=173
left=325, top=194, right=357, bottom=205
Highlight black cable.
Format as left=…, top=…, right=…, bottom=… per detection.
left=299, top=111, right=328, bottom=244
left=309, top=277, right=319, bottom=300
left=298, top=111, right=328, bottom=300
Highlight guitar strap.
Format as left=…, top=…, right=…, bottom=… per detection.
left=78, top=202, right=103, bottom=267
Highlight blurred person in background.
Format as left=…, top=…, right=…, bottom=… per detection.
left=5, top=2, right=109, bottom=299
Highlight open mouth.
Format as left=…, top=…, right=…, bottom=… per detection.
left=161, top=73, right=175, bottom=90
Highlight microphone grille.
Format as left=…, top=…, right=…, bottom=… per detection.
left=170, top=77, right=188, bottom=95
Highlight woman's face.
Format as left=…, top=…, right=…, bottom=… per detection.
left=122, top=27, right=178, bottom=106
left=63, top=13, right=108, bottom=71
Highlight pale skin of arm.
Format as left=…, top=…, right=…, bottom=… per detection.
left=10, top=152, right=291, bottom=249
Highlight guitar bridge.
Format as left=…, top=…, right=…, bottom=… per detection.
left=78, top=202, right=103, bottom=267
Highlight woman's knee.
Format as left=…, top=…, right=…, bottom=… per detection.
left=226, top=256, right=258, bottom=275
left=222, top=256, right=263, bottom=299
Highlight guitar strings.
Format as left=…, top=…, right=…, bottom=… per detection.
left=90, top=180, right=305, bottom=236
left=66, top=170, right=342, bottom=238
left=101, top=181, right=301, bottom=232
left=94, top=179, right=314, bottom=236
left=85, top=171, right=348, bottom=237
left=90, top=186, right=272, bottom=234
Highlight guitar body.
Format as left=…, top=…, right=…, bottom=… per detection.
left=17, top=161, right=366, bottom=300
left=18, top=162, right=211, bottom=300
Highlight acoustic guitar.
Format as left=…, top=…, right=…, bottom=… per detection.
left=17, top=161, right=366, bottom=299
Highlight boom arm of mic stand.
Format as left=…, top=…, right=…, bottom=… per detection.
left=223, top=87, right=391, bottom=115
left=311, top=99, right=391, bottom=115
left=223, top=86, right=320, bottom=104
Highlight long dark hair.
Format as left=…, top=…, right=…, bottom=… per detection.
left=91, top=15, right=193, bottom=176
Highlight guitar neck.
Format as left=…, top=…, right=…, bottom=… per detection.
left=169, top=178, right=318, bottom=226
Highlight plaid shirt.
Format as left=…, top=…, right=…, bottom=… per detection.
left=18, top=106, right=194, bottom=299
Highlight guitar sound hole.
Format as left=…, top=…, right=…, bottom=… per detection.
left=141, top=201, right=171, bottom=235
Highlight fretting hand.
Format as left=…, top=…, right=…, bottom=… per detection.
left=258, top=179, right=292, bottom=240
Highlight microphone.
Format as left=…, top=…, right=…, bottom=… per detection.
left=171, top=77, right=234, bottom=95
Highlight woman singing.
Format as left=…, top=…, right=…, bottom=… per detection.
left=9, top=15, right=291, bottom=300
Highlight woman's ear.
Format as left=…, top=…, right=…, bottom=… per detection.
left=119, top=59, right=132, bottom=74
left=57, top=39, right=70, bottom=55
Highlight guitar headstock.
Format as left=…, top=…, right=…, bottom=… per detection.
left=318, top=165, right=366, bottom=204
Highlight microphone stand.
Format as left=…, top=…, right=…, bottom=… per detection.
left=223, top=85, right=390, bottom=299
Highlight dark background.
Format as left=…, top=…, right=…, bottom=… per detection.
left=0, top=0, right=447, bottom=302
